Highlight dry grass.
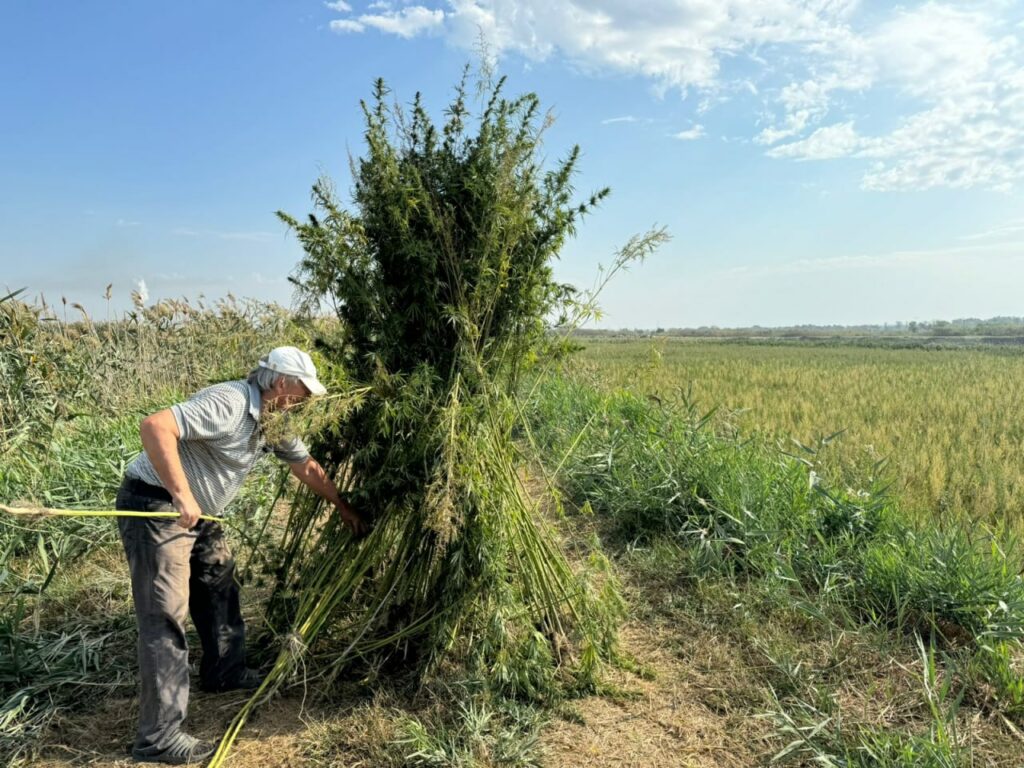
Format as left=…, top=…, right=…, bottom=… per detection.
left=9, top=341, right=1024, bottom=766
left=32, top=695, right=312, bottom=768
left=26, top=620, right=770, bottom=768
left=540, top=622, right=764, bottom=768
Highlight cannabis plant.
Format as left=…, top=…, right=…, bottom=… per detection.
left=210, top=72, right=664, bottom=765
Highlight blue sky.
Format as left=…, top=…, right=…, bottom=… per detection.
left=2, top=1, right=1023, bottom=328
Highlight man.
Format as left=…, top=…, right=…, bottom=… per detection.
left=115, top=346, right=364, bottom=764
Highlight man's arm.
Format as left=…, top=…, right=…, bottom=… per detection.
left=139, top=409, right=204, bottom=529
left=288, top=457, right=367, bottom=536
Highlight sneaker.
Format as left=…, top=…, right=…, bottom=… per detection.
left=199, top=666, right=265, bottom=693
left=131, top=731, right=215, bottom=764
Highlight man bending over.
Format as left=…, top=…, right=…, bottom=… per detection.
left=116, top=346, right=364, bottom=764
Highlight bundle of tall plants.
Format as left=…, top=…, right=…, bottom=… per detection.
left=211, top=72, right=664, bottom=764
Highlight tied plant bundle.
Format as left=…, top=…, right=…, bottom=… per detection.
left=210, top=72, right=665, bottom=765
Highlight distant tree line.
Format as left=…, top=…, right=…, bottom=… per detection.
left=566, top=316, right=1024, bottom=339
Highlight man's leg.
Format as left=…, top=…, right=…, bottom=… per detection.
left=189, top=520, right=247, bottom=691
left=116, top=502, right=197, bottom=756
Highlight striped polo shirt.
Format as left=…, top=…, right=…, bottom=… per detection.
left=125, top=379, right=310, bottom=517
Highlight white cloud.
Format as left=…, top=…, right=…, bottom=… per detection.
left=330, top=18, right=366, bottom=33
left=325, top=0, right=1024, bottom=191
left=755, top=71, right=870, bottom=145
left=252, top=271, right=289, bottom=285
left=324, top=0, right=352, bottom=11
left=326, top=1, right=860, bottom=91
left=872, top=4, right=1006, bottom=99
left=445, top=0, right=863, bottom=94
left=359, top=6, right=444, bottom=38
left=672, top=125, right=705, bottom=141
left=602, top=115, right=638, bottom=125
left=960, top=219, right=1024, bottom=242
left=757, top=2, right=1024, bottom=191
left=768, top=121, right=861, bottom=160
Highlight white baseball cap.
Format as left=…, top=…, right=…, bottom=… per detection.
left=258, top=346, right=327, bottom=396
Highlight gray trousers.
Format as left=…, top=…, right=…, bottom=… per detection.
left=116, top=478, right=246, bottom=754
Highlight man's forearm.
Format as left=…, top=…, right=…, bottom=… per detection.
left=291, top=458, right=365, bottom=535
left=290, top=458, right=343, bottom=506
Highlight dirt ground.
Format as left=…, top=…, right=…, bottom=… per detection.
left=28, top=617, right=765, bottom=768
left=539, top=624, right=764, bottom=768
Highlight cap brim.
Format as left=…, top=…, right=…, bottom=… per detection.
left=301, top=377, right=327, bottom=396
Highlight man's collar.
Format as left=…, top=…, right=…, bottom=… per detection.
left=247, top=380, right=263, bottom=422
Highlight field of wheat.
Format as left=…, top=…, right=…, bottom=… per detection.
left=573, top=339, right=1024, bottom=527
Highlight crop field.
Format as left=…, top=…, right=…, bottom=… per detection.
left=573, top=339, right=1024, bottom=528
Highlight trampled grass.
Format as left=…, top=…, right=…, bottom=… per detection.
left=573, top=339, right=1024, bottom=526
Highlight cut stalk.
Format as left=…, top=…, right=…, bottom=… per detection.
left=0, top=504, right=224, bottom=523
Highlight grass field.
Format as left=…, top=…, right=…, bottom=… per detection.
left=3, top=302, right=1024, bottom=766
left=574, top=339, right=1024, bottom=527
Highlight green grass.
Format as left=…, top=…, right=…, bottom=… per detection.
left=300, top=686, right=545, bottom=768
left=528, top=375, right=1024, bottom=635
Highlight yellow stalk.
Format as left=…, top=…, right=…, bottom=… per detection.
left=0, top=504, right=224, bottom=523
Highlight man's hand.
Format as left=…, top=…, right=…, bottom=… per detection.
left=289, top=457, right=368, bottom=537
left=173, top=492, right=203, bottom=529
left=335, top=500, right=368, bottom=537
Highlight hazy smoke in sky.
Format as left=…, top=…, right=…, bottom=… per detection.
left=135, top=278, right=149, bottom=302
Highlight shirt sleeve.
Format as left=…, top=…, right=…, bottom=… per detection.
left=170, top=384, right=246, bottom=441
left=270, top=436, right=311, bottom=464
